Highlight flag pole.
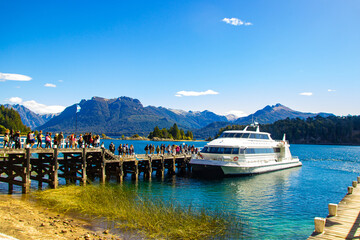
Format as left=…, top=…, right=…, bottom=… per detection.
left=75, top=110, right=78, bottom=136
left=75, top=105, right=81, bottom=136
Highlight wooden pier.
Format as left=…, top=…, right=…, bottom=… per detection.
left=0, top=147, right=192, bottom=194
left=309, top=179, right=360, bottom=239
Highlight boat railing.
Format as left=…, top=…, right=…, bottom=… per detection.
left=275, top=140, right=289, bottom=144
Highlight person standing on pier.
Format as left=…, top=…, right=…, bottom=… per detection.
left=29, top=131, right=35, bottom=148
left=14, top=130, right=21, bottom=149
left=37, top=130, right=43, bottom=148
left=9, top=129, right=14, bottom=148
left=156, top=145, right=160, bottom=155
left=58, top=132, right=64, bottom=148
left=109, top=142, right=115, bottom=153
left=3, top=132, right=9, bottom=148
left=145, top=144, right=149, bottom=155
left=118, top=144, right=122, bottom=155
left=45, top=132, right=51, bottom=148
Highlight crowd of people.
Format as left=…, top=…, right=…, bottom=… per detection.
left=107, top=143, right=199, bottom=157
left=2, top=130, right=199, bottom=156
left=143, top=143, right=199, bottom=155
left=1, top=130, right=101, bottom=149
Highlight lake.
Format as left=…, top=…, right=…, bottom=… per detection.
left=97, top=140, right=360, bottom=239
left=2, top=140, right=360, bottom=239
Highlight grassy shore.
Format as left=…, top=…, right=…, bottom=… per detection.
left=33, top=184, right=240, bottom=239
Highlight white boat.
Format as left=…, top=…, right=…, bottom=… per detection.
left=190, top=123, right=302, bottom=176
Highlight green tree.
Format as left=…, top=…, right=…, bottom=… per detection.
left=186, top=130, right=193, bottom=140
left=170, top=124, right=181, bottom=140
left=0, top=105, right=31, bottom=133
left=153, top=126, right=162, bottom=138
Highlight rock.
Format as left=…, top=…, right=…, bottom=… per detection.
left=40, top=223, right=45, bottom=227
left=103, top=230, right=109, bottom=234
left=60, top=229, right=67, bottom=234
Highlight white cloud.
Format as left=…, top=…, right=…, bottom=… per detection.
left=299, top=92, right=313, bottom=96
left=9, top=97, right=23, bottom=104
left=0, top=72, right=32, bottom=81
left=225, top=110, right=248, bottom=118
left=328, top=89, right=336, bottom=92
left=222, top=18, right=252, bottom=26
left=7, top=97, right=65, bottom=114
left=175, top=90, right=219, bottom=97
left=44, top=83, right=56, bottom=88
left=58, top=80, right=63, bottom=82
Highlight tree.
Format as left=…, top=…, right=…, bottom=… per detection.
left=170, top=124, right=181, bottom=140
left=186, top=130, right=193, bottom=140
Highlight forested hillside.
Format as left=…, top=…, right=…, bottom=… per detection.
left=216, top=116, right=360, bottom=145
left=0, top=105, right=31, bottom=133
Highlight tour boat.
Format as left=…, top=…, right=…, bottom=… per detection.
left=190, top=123, right=302, bottom=176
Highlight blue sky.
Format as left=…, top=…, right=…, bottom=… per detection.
left=1, top=0, right=359, bottom=116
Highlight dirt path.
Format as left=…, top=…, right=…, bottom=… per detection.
left=0, top=194, right=123, bottom=240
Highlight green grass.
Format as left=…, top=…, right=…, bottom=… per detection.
left=32, top=184, right=240, bottom=239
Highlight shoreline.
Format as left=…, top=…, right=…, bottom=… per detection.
left=0, top=194, right=124, bottom=240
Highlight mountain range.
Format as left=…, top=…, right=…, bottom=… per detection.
left=4, top=104, right=57, bottom=129
left=2, top=96, right=334, bottom=138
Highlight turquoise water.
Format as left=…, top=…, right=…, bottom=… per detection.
left=2, top=140, right=360, bottom=239
left=101, top=141, right=360, bottom=239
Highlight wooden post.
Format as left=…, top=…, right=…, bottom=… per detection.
left=172, top=156, right=176, bottom=175
left=23, top=148, right=31, bottom=194
left=52, top=148, right=59, bottom=189
left=82, top=148, right=87, bottom=186
left=37, top=153, right=43, bottom=189
left=148, top=158, right=152, bottom=180
left=132, top=161, right=139, bottom=181
left=161, top=156, right=165, bottom=179
left=101, top=148, right=106, bottom=184
left=8, top=155, right=14, bottom=194
left=64, top=153, right=69, bottom=184
left=328, top=203, right=338, bottom=216
left=352, top=181, right=357, bottom=188
left=357, top=176, right=360, bottom=183
left=117, top=161, right=123, bottom=183
left=348, top=186, right=354, bottom=194
left=314, top=217, right=326, bottom=233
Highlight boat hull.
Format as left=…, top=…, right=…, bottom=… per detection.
left=191, top=159, right=302, bottom=176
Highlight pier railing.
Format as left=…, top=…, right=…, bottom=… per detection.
left=0, top=147, right=193, bottom=194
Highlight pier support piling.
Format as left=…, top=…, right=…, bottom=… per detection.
left=23, top=148, right=31, bottom=194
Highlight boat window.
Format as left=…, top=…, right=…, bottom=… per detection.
left=249, top=134, right=256, bottom=139
left=245, top=148, right=275, bottom=154
left=229, top=133, right=237, bottom=138
left=242, top=133, right=250, bottom=138
left=201, top=146, right=209, bottom=153
left=201, top=147, right=242, bottom=154
left=234, top=133, right=242, bottom=138
left=209, top=147, right=221, bottom=153
left=261, top=135, right=270, bottom=140
left=274, top=148, right=280, bottom=153
left=224, top=148, right=232, bottom=154
left=245, top=148, right=255, bottom=154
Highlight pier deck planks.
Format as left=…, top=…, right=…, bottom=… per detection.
left=309, top=183, right=360, bottom=239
